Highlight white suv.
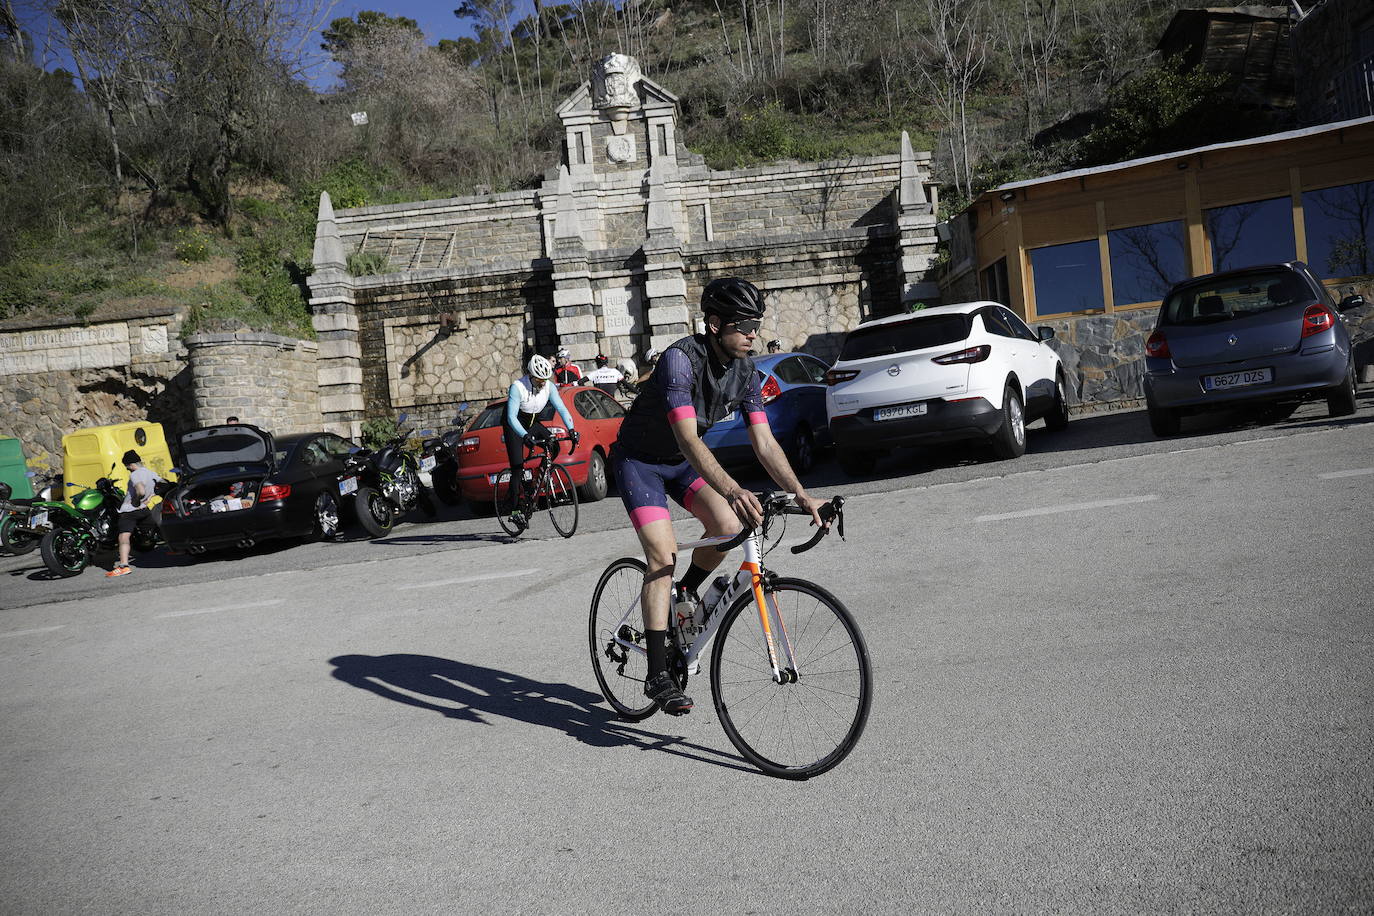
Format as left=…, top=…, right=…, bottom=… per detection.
left=825, top=302, right=1069, bottom=475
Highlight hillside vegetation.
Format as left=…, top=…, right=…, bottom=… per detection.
left=0, top=0, right=1281, bottom=335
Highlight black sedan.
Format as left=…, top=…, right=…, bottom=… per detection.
left=161, top=425, right=361, bottom=553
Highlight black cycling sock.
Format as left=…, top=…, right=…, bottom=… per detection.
left=646, top=628, right=668, bottom=677
left=679, top=562, right=710, bottom=596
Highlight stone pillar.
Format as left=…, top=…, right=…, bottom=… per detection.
left=307, top=191, right=364, bottom=440
left=186, top=331, right=321, bottom=432
left=643, top=158, right=691, bottom=351
left=550, top=166, right=599, bottom=362
left=896, top=131, right=941, bottom=307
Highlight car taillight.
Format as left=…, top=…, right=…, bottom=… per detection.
left=761, top=375, right=781, bottom=404
left=459, top=437, right=481, bottom=454
left=826, top=369, right=860, bottom=386
left=1145, top=330, right=1171, bottom=358
left=932, top=344, right=991, bottom=365
left=259, top=483, right=290, bottom=501
left=1301, top=304, right=1335, bottom=338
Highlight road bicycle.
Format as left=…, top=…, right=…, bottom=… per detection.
left=492, top=433, right=578, bottom=538
left=589, top=492, right=872, bottom=779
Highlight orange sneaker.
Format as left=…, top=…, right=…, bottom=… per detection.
left=105, top=565, right=132, bottom=578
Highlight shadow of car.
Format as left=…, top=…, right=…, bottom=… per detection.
left=1143, top=261, right=1363, bottom=436
left=454, top=384, right=625, bottom=507
left=701, top=351, right=833, bottom=473
left=161, top=425, right=364, bottom=553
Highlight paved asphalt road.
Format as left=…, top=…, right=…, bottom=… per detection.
left=1, top=398, right=1372, bottom=913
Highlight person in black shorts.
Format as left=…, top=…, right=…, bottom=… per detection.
left=611, top=278, right=828, bottom=715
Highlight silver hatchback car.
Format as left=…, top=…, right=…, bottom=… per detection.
left=1143, top=262, right=1364, bottom=436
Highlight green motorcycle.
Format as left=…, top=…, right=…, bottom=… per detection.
left=37, top=476, right=160, bottom=578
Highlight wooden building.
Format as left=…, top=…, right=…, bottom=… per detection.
left=941, top=115, right=1374, bottom=324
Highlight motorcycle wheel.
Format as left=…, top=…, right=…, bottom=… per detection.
left=40, top=527, right=90, bottom=577
left=355, top=486, right=395, bottom=538
left=432, top=469, right=461, bottom=506
left=131, top=525, right=160, bottom=554
left=1, top=512, right=40, bottom=555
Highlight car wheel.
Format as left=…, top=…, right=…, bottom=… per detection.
left=312, top=491, right=341, bottom=541
left=432, top=469, right=461, bottom=506
left=990, top=386, right=1027, bottom=459
left=417, top=485, right=438, bottom=518
left=1, top=512, right=40, bottom=555
left=354, top=486, right=394, bottom=538
left=1147, top=397, right=1181, bottom=437
left=1044, top=375, right=1070, bottom=431
left=1328, top=364, right=1357, bottom=417
left=837, top=447, right=878, bottom=477
left=791, top=426, right=816, bottom=474
left=578, top=449, right=609, bottom=502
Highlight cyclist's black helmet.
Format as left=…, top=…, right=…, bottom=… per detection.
left=701, top=277, right=765, bottom=321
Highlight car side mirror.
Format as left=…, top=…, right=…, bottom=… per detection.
left=1337, top=294, right=1366, bottom=313
left=1037, top=327, right=1056, bottom=341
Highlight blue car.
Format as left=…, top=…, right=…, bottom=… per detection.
left=702, top=352, right=833, bottom=472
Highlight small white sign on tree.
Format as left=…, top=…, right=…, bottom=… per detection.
left=350, top=111, right=369, bottom=127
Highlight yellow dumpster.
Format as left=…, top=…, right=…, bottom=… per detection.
left=62, top=422, right=178, bottom=506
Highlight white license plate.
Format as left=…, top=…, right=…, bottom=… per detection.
left=420, top=455, right=437, bottom=472
left=489, top=470, right=533, bottom=485
left=30, top=510, right=48, bottom=528
left=1203, top=367, right=1273, bottom=391
left=339, top=476, right=359, bottom=495
left=874, top=403, right=928, bottom=421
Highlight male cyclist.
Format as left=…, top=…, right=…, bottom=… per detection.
left=611, top=277, right=828, bottom=715
left=552, top=347, right=582, bottom=386
left=505, top=355, right=578, bottom=527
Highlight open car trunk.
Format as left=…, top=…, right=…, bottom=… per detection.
left=175, top=470, right=269, bottom=517
left=173, top=425, right=277, bottom=518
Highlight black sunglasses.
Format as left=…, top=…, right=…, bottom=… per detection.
left=724, top=318, right=762, bottom=334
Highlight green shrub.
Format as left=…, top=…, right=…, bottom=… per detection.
left=174, top=229, right=213, bottom=263
left=361, top=416, right=398, bottom=449
left=347, top=250, right=390, bottom=276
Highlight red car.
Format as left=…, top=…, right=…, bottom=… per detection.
left=455, top=383, right=625, bottom=505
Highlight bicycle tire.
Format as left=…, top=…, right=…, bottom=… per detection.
left=541, top=464, right=578, bottom=538
left=710, top=577, right=872, bottom=780
left=588, top=557, right=658, bottom=721
left=492, top=469, right=525, bottom=537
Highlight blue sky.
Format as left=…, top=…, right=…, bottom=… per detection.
left=12, top=1, right=495, bottom=89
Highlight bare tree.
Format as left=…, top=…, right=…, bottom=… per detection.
left=910, top=0, right=992, bottom=199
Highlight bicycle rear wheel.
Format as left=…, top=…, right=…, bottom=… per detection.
left=589, top=557, right=657, bottom=720
left=492, top=469, right=525, bottom=537
left=539, top=464, right=578, bottom=538
left=710, top=577, right=872, bottom=780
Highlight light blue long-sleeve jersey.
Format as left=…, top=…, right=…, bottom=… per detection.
left=505, top=376, right=575, bottom=438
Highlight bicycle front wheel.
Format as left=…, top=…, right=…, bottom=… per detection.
left=539, top=464, right=578, bottom=538
left=588, top=557, right=657, bottom=720
left=492, top=469, right=524, bottom=537
left=710, top=577, right=872, bottom=780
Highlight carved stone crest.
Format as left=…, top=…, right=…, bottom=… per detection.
left=592, top=53, right=641, bottom=114
left=605, top=134, right=636, bottom=164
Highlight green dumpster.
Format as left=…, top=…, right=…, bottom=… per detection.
left=0, top=436, right=34, bottom=500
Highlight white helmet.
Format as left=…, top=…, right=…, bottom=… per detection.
left=527, top=354, right=553, bottom=379
left=556, top=347, right=570, bottom=359
left=645, top=346, right=660, bottom=362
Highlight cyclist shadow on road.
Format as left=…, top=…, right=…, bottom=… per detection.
left=327, top=653, right=757, bottom=774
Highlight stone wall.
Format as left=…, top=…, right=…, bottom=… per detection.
left=705, top=160, right=902, bottom=240
left=344, top=192, right=545, bottom=274
left=0, top=308, right=192, bottom=470
left=185, top=331, right=321, bottom=433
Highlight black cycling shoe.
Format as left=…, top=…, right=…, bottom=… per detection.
left=644, top=672, right=693, bottom=716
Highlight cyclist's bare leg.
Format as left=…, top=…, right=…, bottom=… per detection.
left=632, top=518, right=676, bottom=631
left=685, top=483, right=740, bottom=576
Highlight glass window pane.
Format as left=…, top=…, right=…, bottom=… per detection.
left=1029, top=240, right=1104, bottom=316
left=1302, top=181, right=1374, bottom=279
left=1204, top=197, right=1295, bottom=271
left=1108, top=220, right=1188, bottom=305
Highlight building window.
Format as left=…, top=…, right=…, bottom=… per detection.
left=1204, top=197, right=1295, bottom=271
left=1302, top=180, right=1374, bottom=279
left=980, top=258, right=1009, bottom=306
left=1108, top=220, right=1188, bottom=306
left=1029, top=239, right=1104, bottom=316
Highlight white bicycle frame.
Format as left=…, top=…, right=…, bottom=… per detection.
left=611, top=526, right=801, bottom=684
